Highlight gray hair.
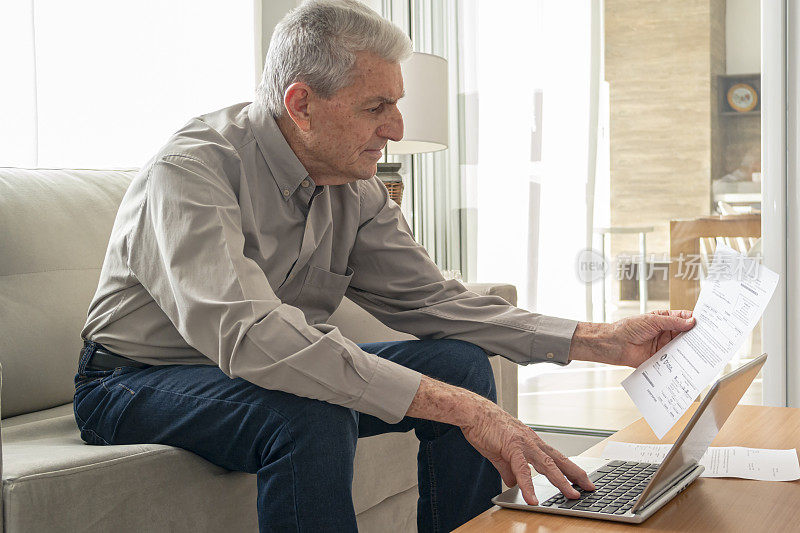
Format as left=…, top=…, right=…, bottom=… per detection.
left=256, top=0, right=412, bottom=118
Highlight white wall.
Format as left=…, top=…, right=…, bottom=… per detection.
left=256, top=0, right=299, bottom=80
left=0, top=1, right=37, bottom=166
left=726, top=0, right=761, bottom=74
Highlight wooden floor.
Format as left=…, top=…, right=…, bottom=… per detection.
left=518, top=299, right=763, bottom=431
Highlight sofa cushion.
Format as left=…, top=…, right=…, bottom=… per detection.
left=2, top=403, right=419, bottom=531
left=0, top=168, right=136, bottom=418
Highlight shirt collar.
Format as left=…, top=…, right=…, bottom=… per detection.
left=247, top=103, right=313, bottom=201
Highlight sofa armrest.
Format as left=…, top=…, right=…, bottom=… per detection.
left=487, top=356, right=518, bottom=419
left=463, top=283, right=519, bottom=418
left=463, top=282, right=517, bottom=307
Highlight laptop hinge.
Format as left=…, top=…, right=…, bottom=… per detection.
left=631, top=464, right=699, bottom=514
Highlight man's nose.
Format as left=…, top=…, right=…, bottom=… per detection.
left=378, top=106, right=403, bottom=142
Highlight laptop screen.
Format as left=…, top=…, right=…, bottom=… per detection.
left=633, top=354, right=766, bottom=511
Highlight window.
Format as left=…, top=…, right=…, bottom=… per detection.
left=0, top=0, right=256, bottom=169
left=398, top=0, right=773, bottom=431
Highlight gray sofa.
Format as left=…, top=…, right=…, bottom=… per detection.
left=0, top=167, right=518, bottom=532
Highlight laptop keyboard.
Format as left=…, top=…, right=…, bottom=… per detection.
left=540, top=460, right=659, bottom=515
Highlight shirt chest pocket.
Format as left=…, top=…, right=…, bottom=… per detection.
left=292, top=265, right=354, bottom=323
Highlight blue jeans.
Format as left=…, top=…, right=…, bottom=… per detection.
left=73, top=339, right=501, bottom=532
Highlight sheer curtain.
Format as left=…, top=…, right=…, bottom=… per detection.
left=381, top=0, right=475, bottom=279
left=0, top=0, right=256, bottom=169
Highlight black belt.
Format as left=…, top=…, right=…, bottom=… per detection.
left=83, top=341, right=152, bottom=371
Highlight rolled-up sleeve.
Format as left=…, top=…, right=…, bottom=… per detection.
left=346, top=178, right=578, bottom=366
left=127, top=154, right=421, bottom=423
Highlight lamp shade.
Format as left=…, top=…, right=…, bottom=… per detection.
left=387, top=52, right=448, bottom=155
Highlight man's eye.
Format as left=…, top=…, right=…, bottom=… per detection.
left=368, top=104, right=382, bottom=113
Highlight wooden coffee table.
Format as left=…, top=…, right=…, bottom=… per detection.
left=456, top=404, right=800, bottom=532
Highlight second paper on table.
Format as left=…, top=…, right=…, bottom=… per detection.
left=622, top=244, right=779, bottom=439
left=602, top=442, right=800, bottom=481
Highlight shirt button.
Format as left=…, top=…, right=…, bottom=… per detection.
left=283, top=189, right=290, bottom=197
left=546, top=352, right=555, bottom=359
left=301, top=179, right=310, bottom=188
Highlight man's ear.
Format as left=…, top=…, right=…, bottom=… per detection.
left=283, top=82, right=313, bottom=132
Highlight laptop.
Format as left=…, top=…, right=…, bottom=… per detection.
left=492, top=353, right=767, bottom=523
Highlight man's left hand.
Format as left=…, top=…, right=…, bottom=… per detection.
left=568, top=310, right=695, bottom=368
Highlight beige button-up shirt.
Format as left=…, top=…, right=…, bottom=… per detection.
left=82, top=102, right=578, bottom=423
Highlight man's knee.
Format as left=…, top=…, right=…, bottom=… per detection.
left=256, top=400, right=359, bottom=502
left=295, top=400, right=358, bottom=435
left=428, top=339, right=497, bottom=402
left=271, top=399, right=359, bottom=459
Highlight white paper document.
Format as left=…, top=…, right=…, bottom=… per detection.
left=622, top=245, right=779, bottom=438
left=602, top=442, right=800, bottom=481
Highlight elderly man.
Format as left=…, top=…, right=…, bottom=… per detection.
left=73, top=1, right=694, bottom=531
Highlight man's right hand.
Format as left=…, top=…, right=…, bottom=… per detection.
left=405, top=375, right=595, bottom=505
left=460, top=395, right=595, bottom=505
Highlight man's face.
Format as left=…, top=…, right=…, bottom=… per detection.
left=306, top=52, right=404, bottom=183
